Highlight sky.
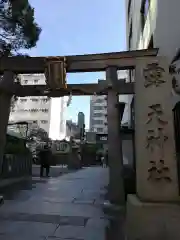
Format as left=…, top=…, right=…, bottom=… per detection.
left=27, top=0, right=127, bottom=129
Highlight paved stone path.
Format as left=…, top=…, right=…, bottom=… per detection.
left=0, top=167, right=124, bottom=239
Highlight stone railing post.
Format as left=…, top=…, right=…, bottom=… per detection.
left=106, top=67, right=125, bottom=205
left=126, top=57, right=180, bottom=240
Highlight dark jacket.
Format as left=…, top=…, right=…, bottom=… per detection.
left=39, top=149, right=51, bottom=166
left=105, top=152, right=108, bottom=165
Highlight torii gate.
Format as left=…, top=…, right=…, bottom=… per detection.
left=1, top=48, right=179, bottom=238
left=0, top=49, right=157, bottom=203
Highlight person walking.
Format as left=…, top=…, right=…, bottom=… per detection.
left=105, top=150, right=108, bottom=167
left=77, top=150, right=82, bottom=168
left=101, top=155, right=106, bottom=168
left=39, top=144, right=52, bottom=177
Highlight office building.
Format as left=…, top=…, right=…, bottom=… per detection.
left=89, top=95, right=107, bottom=134
left=89, top=71, right=128, bottom=134
left=126, top=0, right=180, bottom=125
left=9, top=74, right=68, bottom=140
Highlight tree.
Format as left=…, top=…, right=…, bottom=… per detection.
left=28, top=127, right=49, bottom=142
left=0, top=0, right=41, bottom=56
left=27, top=127, right=50, bottom=154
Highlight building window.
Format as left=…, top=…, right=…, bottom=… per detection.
left=31, top=98, right=39, bottom=102
left=141, top=0, right=151, bottom=31
left=30, top=108, right=39, bottom=112
left=93, top=120, right=104, bottom=125
left=42, top=98, right=49, bottom=103
left=20, top=98, right=27, bottom=102
left=34, top=79, right=39, bottom=84
left=93, top=113, right=103, bottom=117
left=129, top=21, right=132, bottom=49
left=97, top=128, right=103, bottom=133
left=94, top=106, right=103, bottom=110
left=41, top=120, right=48, bottom=124
left=95, top=99, right=104, bottom=104
left=41, top=108, right=48, bottom=113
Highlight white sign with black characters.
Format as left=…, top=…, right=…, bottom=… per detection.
left=53, top=141, right=70, bottom=153
left=96, top=134, right=108, bottom=142
left=99, top=136, right=108, bottom=141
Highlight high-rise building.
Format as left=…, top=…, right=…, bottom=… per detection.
left=89, top=71, right=128, bottom=134
left=9, top=74, right=68, bottom=140
left=126, top=0, right=180, bottom=125
left=77, top=112, right=85, bottom=129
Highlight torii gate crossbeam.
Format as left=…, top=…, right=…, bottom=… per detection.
left=0, top=48, right=158, bottom=73
left=0, top=81, right=134, bottom=97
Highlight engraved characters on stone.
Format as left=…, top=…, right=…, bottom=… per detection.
left=143, top=63, right=171, bottom=182
left=143, top=63, right=166, bottom=88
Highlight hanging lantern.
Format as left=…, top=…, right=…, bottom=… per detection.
left=45, top=57, right=67, bottom=90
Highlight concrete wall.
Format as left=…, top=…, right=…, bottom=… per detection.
left=155, top=0, right=180, bottom=63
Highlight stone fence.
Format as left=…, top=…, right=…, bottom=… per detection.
left=1, top=154, right=32, bottom=178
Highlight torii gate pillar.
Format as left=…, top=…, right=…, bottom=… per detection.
left=106, top=67, right=125, bottom=205
left=0, top=71, right=14, bottom=175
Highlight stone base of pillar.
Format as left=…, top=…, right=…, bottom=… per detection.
left=126, top=194, right=180, bottom=240
left=103, top=200, right=125, bottom=214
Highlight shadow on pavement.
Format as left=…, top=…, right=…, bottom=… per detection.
left=105, top=215, right=125, bottom=240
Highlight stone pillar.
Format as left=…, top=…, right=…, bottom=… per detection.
left=0, top=71, right=14, bottom=175
left=126, top=57, right=180, bottom=240
left=106, top=67, right=125, bottom=205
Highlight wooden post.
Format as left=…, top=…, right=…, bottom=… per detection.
left=106, top=67, right=125, bottom=205
left=0, top=71, right=14, bottom=175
